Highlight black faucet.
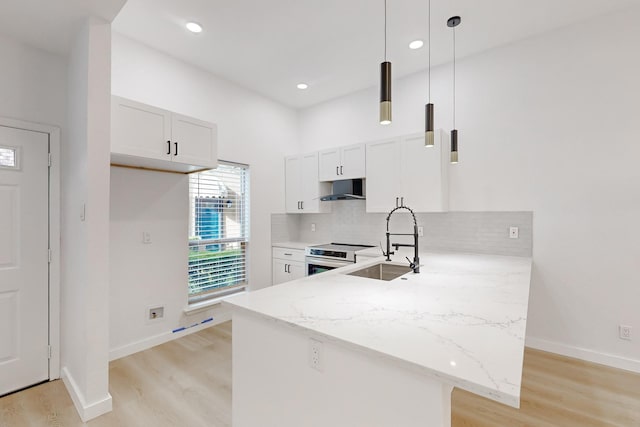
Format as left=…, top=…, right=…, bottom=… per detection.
left=383, top=205, right=420, bottom=274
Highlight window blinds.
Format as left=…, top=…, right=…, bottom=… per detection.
left=188, top=161, right=249, bottom=301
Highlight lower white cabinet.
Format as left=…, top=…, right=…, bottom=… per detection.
left=272, top=247, right=306, bottom=285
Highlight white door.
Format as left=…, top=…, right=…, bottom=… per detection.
left=318, top=148, right=340, bottom=182
left=340, top=144, right=366, bottom=179
left=0, top=126, right=49, bottom=396
left=300, top=153, right=320, bottom=212
left=171, top=113, right=217, bottom=170
left=111, top=96, right=171, bottom=161
left=287, top=261, right=305, bottom=281
left=366, top=139, right=401, bottom=213
left=285, top=156, right=301, bottom=213
left=272, top=259, right=290, bottom=285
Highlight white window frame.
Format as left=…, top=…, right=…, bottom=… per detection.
left=188, top=161, right=249, bottom=304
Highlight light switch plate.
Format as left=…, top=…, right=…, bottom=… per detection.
left=509, top=226, right=519, bottom=239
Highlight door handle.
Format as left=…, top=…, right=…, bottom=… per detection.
left=336, top=166, right=339, bottom=176
left=167, top=140, right=171, bottom=155
left=340, top=165, right=343, bottom=175
left=301, top=201, right=304, bottom=210
left=174, top=142, right=178, bottom=156
left=286, top=264, right=290, bottom=273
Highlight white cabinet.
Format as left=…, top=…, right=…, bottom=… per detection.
left=111, top=96, right=217, bottom=173
left=318, top=143, right=366, bottom=181
left=366, top=131, right=448, bottom=213
left=285, top=153, right=331, bottom=214
left=272, top=247, right=306, bottom=285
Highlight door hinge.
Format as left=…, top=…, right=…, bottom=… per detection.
left=48, top=153, right=52, bottom=167
left=48, top=345, right=52, bottom=359
left=48, top=249, right=52, bottom=263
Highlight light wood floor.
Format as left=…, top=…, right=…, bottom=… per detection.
left=1, top=321, right=639, bottom=426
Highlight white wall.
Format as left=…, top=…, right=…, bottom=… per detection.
left=109, top=34, right=299, bottom=356
left=0, top=34, right=67, bottom=126
left=298, top=7, right=640, bottom=370
left=61, top=17, right=112, bottom=421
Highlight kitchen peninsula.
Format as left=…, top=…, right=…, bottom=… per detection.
left=224, top=250, right=532, bottom=427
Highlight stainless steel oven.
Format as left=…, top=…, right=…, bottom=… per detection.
left=305, top=243, right=375, bottom=276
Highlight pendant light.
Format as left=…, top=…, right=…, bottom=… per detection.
left=448, top=16, right=461, bottom=163
left=425, top=0, right=434, bottom=147
left=380, top=0, right=392, bottom=125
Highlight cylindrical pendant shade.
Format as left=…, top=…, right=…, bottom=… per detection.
left=380, top=61, right=392, bottom=125
left=425, top=103, right=434, bottom=147
left=450, top=129, right=458, bottom=163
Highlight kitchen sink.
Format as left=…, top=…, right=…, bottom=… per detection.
left=346, top=263, right=413, bottom=281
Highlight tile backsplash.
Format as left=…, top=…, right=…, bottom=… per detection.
left=272, top=201, right=532, bottom=257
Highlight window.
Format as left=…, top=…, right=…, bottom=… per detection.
left=0, top=147, right=17, bottom=168
left=188, top=161, right=249, bottom=303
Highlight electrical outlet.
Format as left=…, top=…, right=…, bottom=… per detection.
left=142, top=231, right=152, bottom=244
left=509, top=226, right=519, bottom=239
left=311, top=223, right=316, bottom=232
left=309, top=338, right=323, bottom=371
left=149, top=306, right=164, bottom=321
left=418, top=226, right=424, bottom=237
left=619, top=325, right=632, bottom=341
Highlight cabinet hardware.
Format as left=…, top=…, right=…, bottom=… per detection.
left=174, top=141, right=178, bottom=156
left=167, top=140, right=171, bottom=155
left=301, top=201, right=304, bottom=210
left=284, top=253, right=292, bottom=256
left=401, top=197, right=404, bottom=207
left=286, top=264, right=290, bottom=273
left=340, top=165, right=343, bottom=175
left=336, top=166, right=339, bottom=176
left=396, top=197, right=399, bottom=207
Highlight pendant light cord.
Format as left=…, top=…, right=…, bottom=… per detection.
left=428, top=0, right=431, bottom=102
left=453, top=24, right=456, bottom=129
left=384, top=0, right=388, bottom=61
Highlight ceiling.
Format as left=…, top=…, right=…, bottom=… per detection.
left=112, top=0, right=637, bottom=109
left=0, top=0, right=127, bottom=54
left=1, top=1, right=634, bottom=108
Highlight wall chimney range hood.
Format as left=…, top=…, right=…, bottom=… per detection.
left=320, top=179, right=365, bottom=201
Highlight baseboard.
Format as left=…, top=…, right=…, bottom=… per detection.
left=109, top=313, right=231, bottom=361
left=526, top=337, right=640, bottom=374
left=60, top=367, right=112, bottom=422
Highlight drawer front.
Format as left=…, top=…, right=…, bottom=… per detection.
left=272, top=247, right=305, bottom=263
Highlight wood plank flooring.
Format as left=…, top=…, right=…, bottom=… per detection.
left=1, top=321, right=639, bottom=426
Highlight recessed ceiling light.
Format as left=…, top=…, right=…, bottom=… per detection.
left=409, top=40, right=424, bottom=49
left=186, top=22, right=203, bottom=33
left=297, top=83, right=308, bottom=90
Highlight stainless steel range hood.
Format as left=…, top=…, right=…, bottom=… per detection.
left=320, top=179, right=365, bottom=201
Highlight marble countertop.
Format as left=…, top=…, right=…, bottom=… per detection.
left=272, top=241, right=324, bottom=250
left=224, top=250, right=532, bottom=408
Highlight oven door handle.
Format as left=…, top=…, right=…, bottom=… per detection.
left=305, top=256, right=353, bottom=269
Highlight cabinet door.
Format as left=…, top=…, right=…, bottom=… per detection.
left=272, top=259, right=290, bottom=285
left=340, top=144, right=366, bottom=179
left=171, top=113, right=217, bottom=170
left=365, top=139, right=401, bottom=213
left=300, top=153, right=323, bottom=213
left=288, top=261, right=306, bottom=281
left=111, top=96, right=171, bottom=161
left=318, top=148, right=340, bottom=182
left=285, top=156, right=302, bottom=213
left=400, top=131, right=447, bottom=212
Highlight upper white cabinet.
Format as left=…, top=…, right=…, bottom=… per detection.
left=285, top=153, right=331, bottom=214
left=366, top=130, right=448, bottom=213
left=111, top=96, right=217, bottom=173
left=318, top=143, right=366, bottom=181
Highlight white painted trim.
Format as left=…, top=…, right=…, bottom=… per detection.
left=526, top=337, right=640, bottom=374
left=109, top=313, right=232, bottom=361
left=61, top=367, right=113, bottom=422
left=0, top=117, right=61, bottom=381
